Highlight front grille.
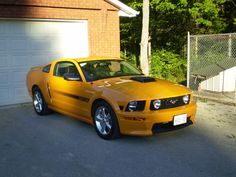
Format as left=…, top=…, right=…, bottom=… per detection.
left=150, top=95, right=190, bottom=110
left=152, top=117, right=193, bottom=134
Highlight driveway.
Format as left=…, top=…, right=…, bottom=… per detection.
left=0, top=101, right=235, bottom=177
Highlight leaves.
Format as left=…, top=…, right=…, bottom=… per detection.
left=120, top=0, right=236, bottom=82
left=151, top=50, right=187, bottom=83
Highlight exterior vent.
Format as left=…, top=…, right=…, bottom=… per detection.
left=130, top=76, right=155, bottom=83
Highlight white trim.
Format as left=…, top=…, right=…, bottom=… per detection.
left=106, top=0, right=139, bottom=17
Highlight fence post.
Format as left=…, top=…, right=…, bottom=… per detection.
left=229, top=34, right=232, bottom=58
left=187, top=32, right=190, bottom=88
left=235, top=74, right=236, bottom=98
left=195, top=36, right=198, bottom=59
left=228, top=34, right=236, bottom=98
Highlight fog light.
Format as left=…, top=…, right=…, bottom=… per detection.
left=153, top=99, right=161, bottom=109
left=183, top=95, right=189, bottom=104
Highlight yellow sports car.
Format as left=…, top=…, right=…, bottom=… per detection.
left=26, top=57, right=196, bottom=139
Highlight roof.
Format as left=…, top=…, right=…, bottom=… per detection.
left=74, top=56, right=122, bottom=62
left=52, top=57, right=122, bottom=63
left=191, top=57, right=236, bottom=78
left=105, top=0, right=139, bottom=17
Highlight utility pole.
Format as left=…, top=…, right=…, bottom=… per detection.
left=140, top=0, right=150, bottom=76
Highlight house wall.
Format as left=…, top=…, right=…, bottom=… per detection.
left=0, top=0, right=120, bottom=57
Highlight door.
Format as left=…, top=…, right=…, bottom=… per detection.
left=50, top=61, right=92, bottom=119
left=0, top=20, right=88, bottom=106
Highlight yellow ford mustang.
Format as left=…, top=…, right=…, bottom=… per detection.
left=26, top=57, right=196, bottom=139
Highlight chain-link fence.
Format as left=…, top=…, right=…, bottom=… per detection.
left=187, top=33, right=236, bottom=99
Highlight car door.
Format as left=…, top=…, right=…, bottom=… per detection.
left=49, top=61, right=93, bottom=120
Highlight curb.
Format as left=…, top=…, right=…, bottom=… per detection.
left=0, top=102, right=31, bottom=110
left=193, top=94, right=236, bottom=107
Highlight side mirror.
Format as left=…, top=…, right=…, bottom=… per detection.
left=63, top=73, right=81, bottom=81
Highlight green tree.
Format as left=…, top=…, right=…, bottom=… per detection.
left=120, top=0, right=236, bottom=82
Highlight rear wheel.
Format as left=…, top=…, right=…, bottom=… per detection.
left=33, top=87, right=51, bottom=115
left=93, top=101, right=120, bottom=140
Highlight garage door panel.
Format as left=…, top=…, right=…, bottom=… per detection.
left=10, top=55, right=30, bottom=67
left=0, top=72, right=9, bottom=85
left=12, top=71, right=27, bottom=83
left=29, top=40, right=50, bottom=50
left=0, top=20, right=89, bottom=106
left=3, top=22, right=30, bottom=35
left=0, top=87, right=11, bottom=103
left=0, top=39, right=8, bottom=51
left=29, top=22, right=55, bottom=35
left=30, top=54, right=50, bottom=66
left=7, top=39, right=32, bottom=51
left=0, top=52, right=9, bottom=67
left=14, top=87, right=30, bottom=100
left=9, top=53, right=54, bottom=68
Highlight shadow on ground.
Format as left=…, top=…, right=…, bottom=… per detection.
left=0, top=104, right=235, bottom=177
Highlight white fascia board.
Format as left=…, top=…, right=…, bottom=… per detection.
left=106, top=0, right=139, bottom=17
left=118, top=10, right=137, bottom=17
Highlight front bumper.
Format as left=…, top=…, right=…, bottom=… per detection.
left=117, top=102, right=197, bottom=136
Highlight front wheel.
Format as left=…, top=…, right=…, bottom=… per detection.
left=93, top=101, right=120, bottom=140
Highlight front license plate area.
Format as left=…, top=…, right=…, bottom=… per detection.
left=173, top=114, right=187, bottom=126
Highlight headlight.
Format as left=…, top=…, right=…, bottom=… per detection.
left=153, top=99, right=161, bottom=109
left=126, top=101, right=146, bottom=111
left=182, top=95, right=190, bottom=104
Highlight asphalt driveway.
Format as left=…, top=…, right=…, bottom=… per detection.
left=0, top=101, right=235, bottom=177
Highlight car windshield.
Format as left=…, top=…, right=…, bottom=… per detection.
left=79, top=60, right=143, bottom=82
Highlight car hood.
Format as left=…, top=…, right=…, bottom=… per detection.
left=92, top=76, right=192, bottom=100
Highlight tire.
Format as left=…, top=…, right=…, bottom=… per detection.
left=92, top=101, right=120, bottom=140
left=32, top=87, right=51, bottom=115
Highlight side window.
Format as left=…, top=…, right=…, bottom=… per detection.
left=42, top=64, right=51, bottom=73
left=54, top=62, right=80, bottom=78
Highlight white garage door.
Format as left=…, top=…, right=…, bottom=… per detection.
left=0, top=19, right=89, bottom=106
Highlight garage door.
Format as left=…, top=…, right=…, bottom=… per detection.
left=0, top=20, right=89, bottom=106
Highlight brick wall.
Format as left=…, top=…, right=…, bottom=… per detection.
left=0, top=0, right=120, bottom=57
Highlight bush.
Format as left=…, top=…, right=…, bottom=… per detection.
left=120, top=51, right=140, bottom=68
left=150, top=50, right=187, bottom=83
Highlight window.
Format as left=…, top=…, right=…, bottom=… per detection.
left=79, top=60, right=142, bottom=81
left=54, top=62, right=80, bottom=78
left=42, top=64, right=51, bottom=73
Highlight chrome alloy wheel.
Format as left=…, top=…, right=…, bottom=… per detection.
left=95, top=106, right=112, bottom=135
left=33, top=91, right=43, bottom=113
